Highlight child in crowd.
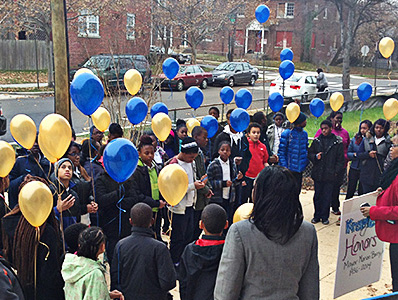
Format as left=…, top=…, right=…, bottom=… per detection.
left=62, top=227, right=124, bottom=300
left=111, top=203, right=176, bottom=300
left=176, top=119, right=188, bottom=152
left=241, top=123, right=269, bottom=202
left=178, top=204, right=228, bottom=300
left=164, top=130, right=179, bottom=159
left=208, top=106, right=224, bottom=146
left=207, top=141, right=243, bottom=221
left=131, top=135, right=167, bottom=242
left=64, top=223, right=88, bottom=254
left=267, top=112, right=286, bottom=155
left=166, top=137, right=207, bottom=264
left=149, top=133, right=169, bottom=167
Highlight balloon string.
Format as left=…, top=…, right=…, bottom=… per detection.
left=360, top=102, right=364, bottom=123
left=388, top=70, right=392, bottom=85
left=34, top=227, right=39, bottom=300
left=117, top=184, right=126, bottom=238
left=88, top=117, right=99, bottom=226
left=168, top=82, right=173, bottom=102
left=166, top=209, right=173, bottom=235
left=153, top=212, right=158, bottom=240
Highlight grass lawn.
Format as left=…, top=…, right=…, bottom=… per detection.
left=305, top=106, right=398, bottom=138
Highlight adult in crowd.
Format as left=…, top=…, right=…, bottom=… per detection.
left=316, top=68, right=328, bottom=100
left=214, top=166, right=319, bottom=299
left=278, top=112, right=309, bottom=189
left=360, top=134, right=398, bottom=292
left=267, top=112, right=286, bottom=157
left=346, top=120, right=372, bottom=199
left=315, top=111, right=350, bottom=215
left=359, top=119, right=391, bottom=194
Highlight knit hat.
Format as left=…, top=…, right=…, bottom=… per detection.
left=294, top=112, right=307, bottom=125
left=55, top=158, right=74, bottom=177
left=180, top=137, right=199, bottom=154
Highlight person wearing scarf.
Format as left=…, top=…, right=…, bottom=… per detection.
left=360, top=134, right=398, bottom=292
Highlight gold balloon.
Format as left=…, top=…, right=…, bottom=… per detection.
left=152, top=113, right=172, bottom=142
left=286, top=102, right=300, bottom=123
left=0, top=141, right=15, bottom=177
left=39, top=114, right=71, bottom=159
left=124, top=69, right=143, bottom=96
left=158, top=164, right=188, bottom=206
left=10, top=114, right=37, bottom=150
left=74, top=68, right=94, bottom=80
left=92, top=107, right=111, bottom=132
left=233, top=203, right=254, bottom=223
left=330, top=92, right=344, bottom=112
left=19, top=181, right=53, bottom=227
left=383, top=98, right=398, bottom=120
left=379, top=37, right=395, bottom=59
left=38, top=133, right=58, bottom=163
left=186, top=118, right=200, bottom=137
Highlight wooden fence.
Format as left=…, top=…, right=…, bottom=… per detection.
left=0, top=40, right=51, bottom=70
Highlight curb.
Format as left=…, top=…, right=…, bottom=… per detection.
left=0, top=91, right=54, bottom=96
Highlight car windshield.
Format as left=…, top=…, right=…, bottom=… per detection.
left=83, top=57, right=109, bottom=69
left=215, top=62, right=236, bottom=71
left=134, top=60, right=148, bottom=70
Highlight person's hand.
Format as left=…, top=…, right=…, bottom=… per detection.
left=200, top=174, right=208, bottom=185
left=226, top=180, right=232, bottom=187
left=158, top=200, right=166, bottom=209
left=194, top=181, right=205, bottom=189
left=57, top=194, right=75, bottom=212
left=316, top=152, right=322, bottom=160
left=360, top=206, right=371, bottom=217
left=269, top=155, right=278, bottom=164
left=376, top=187, right=383, bottom=196
left=205, top=190, right=214, bottom=198
left=234, top=157, right=243, bottom=166
left=87, top=201, right=98, bottom=213
left=369, top=150, right=377, bottom=158
left=237, top=171, right=243, bottom=180
left=109, top=290, right=124, bottom=299
left=242, top=181, right=247, bottom=187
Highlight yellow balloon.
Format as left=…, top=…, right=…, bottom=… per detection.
left=152, top=113, right=172, bottom=142
left=158, top=164, right=188, bottom=206
left=10, top=114, right=37, bottom=149
left=92, top=107, right=111, bottom=132
left=74, top=68, right=94, bottom=80
left=19, top=181, right=53, bottom=227
left=186, top=118, right=200, bottom=137
left=286, top=102, right=300, bottom=123
left=330, top=92, right=344, bottom=112
left=124, top=69, right=143, bottom=96
left=379, top=37, right=395, bottom=59
left=0, top=141, right=15, bottom=177
left=39, top=114, right=71, bottom=159
left=383, top=98, right=398, bottom=120
left=233, top=203, right=254, bottom=223
left=38, top=133, right=58, bottom=163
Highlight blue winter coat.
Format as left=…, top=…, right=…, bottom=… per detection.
left=278, top=127, right=309, bottom=173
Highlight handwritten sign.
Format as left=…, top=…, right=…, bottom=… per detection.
left=334, top=192, right=385, bottom=299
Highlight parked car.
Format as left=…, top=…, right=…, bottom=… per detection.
left=0, top=106, right=6, bottom=136
left=69, top=54, right=151, bottom=92
left=155, top=65, right=213, bottom=91
left=269, top=73, right=328, bottom=102
left=211, top=62, right=258, bottom=87
left=149, top=46, right=191, bottom=64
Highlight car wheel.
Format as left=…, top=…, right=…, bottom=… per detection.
left=177, top=80, right=184, bottom=91
left=200, top=79, right=208, bottom=89
left=249, top=76, right=256, bottom=86
left=228, top=77, right=234, bottom=87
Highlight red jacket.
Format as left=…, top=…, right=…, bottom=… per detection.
left=245, top=138, right=269, bottom=178
left=370, top=175, right=398, bottom=243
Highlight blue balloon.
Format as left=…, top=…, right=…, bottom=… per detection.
left=235, top=88, right=252, bottom=109
left=70, top=73, right=104, bottom=116
left=125, top=97, right=148, bottom=125
left=268, top=92, right=284, bottom=112
left=200, top=115, right=219, bottom=139
left=280, top=49, right=294, bottom=61
left=162, top=58, right=180, bottom=80
left=279, top=60, right=295, bottom=80
left=255, top=5, right=270, bottom=24
left=230, top=108, right=250, bottom=133
left=220, top=86, right=234, bottom=104
left=357, top=82, right=373, bottom=102
left=309, top=98, right=325, bottom=118
left=150, top=102, right=168, bottom=118
left=185, top=86, right=204, bottom=109
left=103, top=138, right=139, bottom=183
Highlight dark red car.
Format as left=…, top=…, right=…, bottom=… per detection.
left=156, top=65, right=213, bottom=91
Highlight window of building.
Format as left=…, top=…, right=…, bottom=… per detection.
left=311, top=33, right=316, bottom=49
left=314, top=4, right=319, bottom=20
left=78, top=10, right=100, bottom=38
left=323, top=8, right=328, bottom=19
left=286, top=3, right=294, bottom=17
left=276, top=31, right=292, bottom=47
left=321, top=33, right=325, bottom=46
left=126, top=14, right=135, bottom=40
left=277, top=3, right=294, bottom=18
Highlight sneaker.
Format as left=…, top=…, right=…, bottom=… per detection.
left=331, top=210, right=341, bottom=215
left=336, top=217, right=341, bottom=226
left=311, top=218, right=320, bottom=224
left=322, top=219, right=330, bottom=225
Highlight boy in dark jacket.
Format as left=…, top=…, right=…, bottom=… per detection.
left=111, top=203, right=176, bottom=300
left=308, top=120, right=345, bottom=225
left=178, top=204, right=228, bottom=300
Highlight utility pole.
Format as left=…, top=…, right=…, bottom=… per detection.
left=51, top=0, right=71, bottom=122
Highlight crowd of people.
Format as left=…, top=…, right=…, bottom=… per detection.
left=0, top=105, right=397, bottom=299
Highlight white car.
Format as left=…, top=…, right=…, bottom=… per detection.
left=269, top=73, right=327, bottom=102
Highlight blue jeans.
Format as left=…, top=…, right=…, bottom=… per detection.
left=313, top=180, right=334, bottom=221
left=170, top=206, right=194, bottom=264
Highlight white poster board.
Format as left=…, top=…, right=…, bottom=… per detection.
left=334, top=192, right=385, bottom=298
